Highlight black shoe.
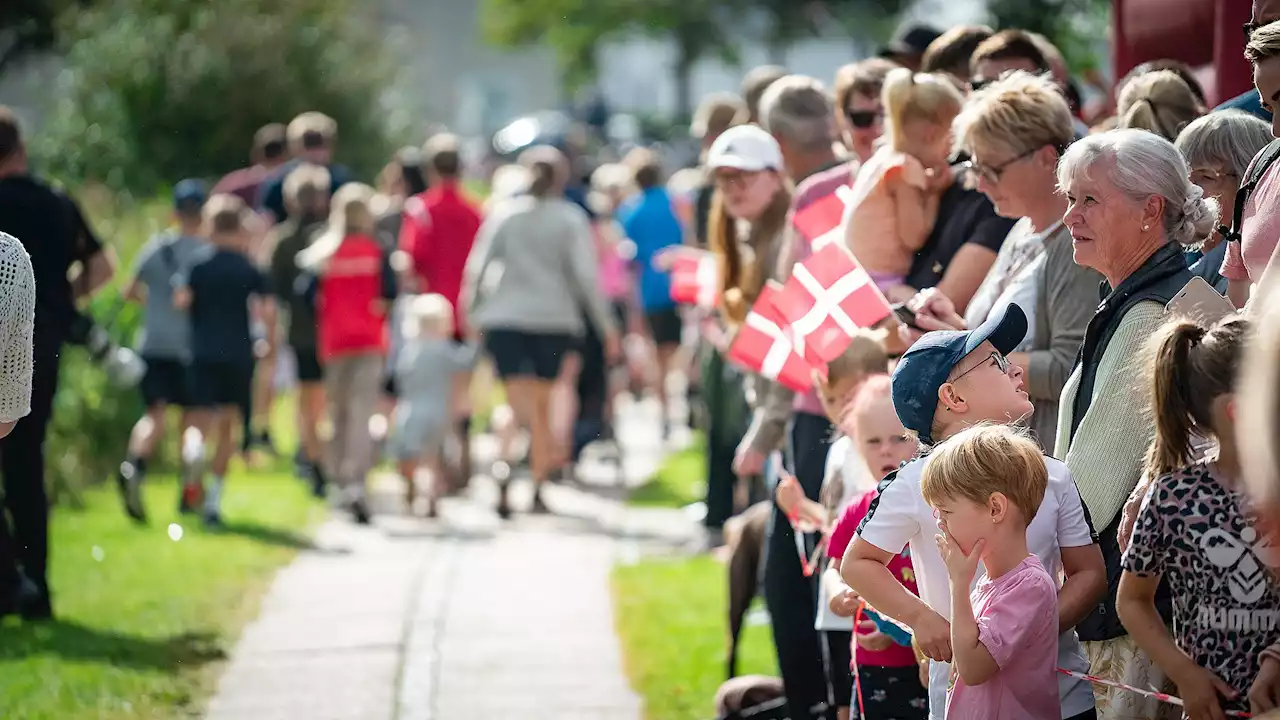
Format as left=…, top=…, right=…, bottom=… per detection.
left=11, top=577, right=50, bottom=621
left=202, top=509, right=224, bottom=529
left=496, top=501, right=512, bottom=520
left=310, top=465, right=328, bottom=499
left=351, top=499, right=372, bottom=525
left=116, top=462, right=148, bottom=524
left=530, top=489, right=551, bottom=515
left=249, top=431, right=277, bottom=457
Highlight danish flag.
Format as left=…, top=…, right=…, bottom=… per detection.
left=726, top=282, right=814, bottom=393
left=773, top=243, right=893, bottom=364
left=793, top=185, right=854, bottom=252
left=669, top=250, right=719, bottom=309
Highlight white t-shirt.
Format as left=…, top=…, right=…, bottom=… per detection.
left=855, top=454, right=1096, bottom=720
left=822, top=435, right=877, bottom=514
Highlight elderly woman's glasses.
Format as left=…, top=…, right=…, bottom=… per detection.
left=949, top=351, right=1010, bottom=383
left=963, top=146, right=1042, bottom=185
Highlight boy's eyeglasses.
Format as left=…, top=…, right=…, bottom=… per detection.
left=844, top=108, right=882, bottom=129
left=949, top=351, right=1010, bottom=383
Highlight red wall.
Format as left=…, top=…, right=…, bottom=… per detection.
left=1113, top=0, right=1253, bottom=105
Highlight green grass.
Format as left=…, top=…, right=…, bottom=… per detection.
left=613, top=556, right=778, bottom=720
left=0, top=392, right=324, bottom=720
left=627, top=433, right=707, bottom=508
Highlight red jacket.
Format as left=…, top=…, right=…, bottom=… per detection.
left=317, top=234, right=392, bottom=360
left=399, top=182, right=482, bottom=333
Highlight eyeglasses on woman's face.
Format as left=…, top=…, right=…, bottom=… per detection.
left=1190, top=167, right=1239, bottom=192
left=963, top=146, right=1043, bottom=186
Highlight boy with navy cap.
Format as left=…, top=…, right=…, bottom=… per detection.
left=840, top=304, right=1105, bottom=720
left=116, top=179, right=211, bottom=522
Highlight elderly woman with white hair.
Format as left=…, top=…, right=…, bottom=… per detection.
left=1174, top=109, right=1273, bottom=294
left=1053, top=129, right=1214, bottom=719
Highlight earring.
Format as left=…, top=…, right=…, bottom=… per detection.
left=1143, top=224, right=1150, bottom=231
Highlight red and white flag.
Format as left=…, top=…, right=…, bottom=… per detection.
left=726, top=282, right=814, bottom=393
left=774, top=244, right=893, bottom=364
left=669, top=250, right=719, bottom=309
left=793, top=185, right=854, bottom=252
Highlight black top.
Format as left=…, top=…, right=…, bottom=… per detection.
left=0, top=176, right=104, bottom=355
left=267, top=218, right=323, bottom=350
left=186, top=248, right=270, bottom=363
left=905, top=174, right=1016, bottom=291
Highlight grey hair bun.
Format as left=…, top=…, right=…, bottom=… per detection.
left=1170, top=183, right=1219, bottom=246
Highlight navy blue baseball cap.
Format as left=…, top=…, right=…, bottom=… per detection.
left=173, top=179, right=208, bottom=212
left=891, top=303, right=1028, bottom=445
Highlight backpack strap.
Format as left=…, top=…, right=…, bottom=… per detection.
left=1223, top=138, right=1280, bottom=243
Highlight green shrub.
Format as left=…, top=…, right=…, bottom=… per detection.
left=32, top=0, right=399, bottom=193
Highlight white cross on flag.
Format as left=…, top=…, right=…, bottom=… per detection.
left=726, top=282, right=814, bottom=393
left=669, top=250, right=719, bottom=309
left=793, top=185, right=854, bottom=252
left=774, top=243, right=893, bottom=365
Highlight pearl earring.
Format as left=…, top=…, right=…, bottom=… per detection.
left=1143, top=224, right=1150, bottom=231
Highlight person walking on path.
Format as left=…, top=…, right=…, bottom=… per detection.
left=265, top=163, right=332, bottom=497
left=462, top=145, right=620, bottom=518
left=117, top=179, right=210, bottom=521
left=175, top=194, right=272, bottom=527
left=299, top=183, right=395, bottom=525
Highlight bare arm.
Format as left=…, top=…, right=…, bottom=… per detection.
left=1228, top=278, right=1251, bottom=309
left=1058, top=544, right=1107, bottom=634
left=841, top=537, right=951, bottom=662
left=893, top=181, right=938, bottom=254
left=950, top=586, right=999, bottom=686
left=1117, top=572, right=1198, bottom=686
left=73, top=247, right=118, bottom=301
left=934, top=244, right=999, bottom=316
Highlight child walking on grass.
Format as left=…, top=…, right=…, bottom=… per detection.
left=1117, top=316, right=1280, bottom=720
left=390, top=294, right=477, bottom=517
left=921, top=424, right=1060, bottom=720
left=843, top=69, right=964, bottom=302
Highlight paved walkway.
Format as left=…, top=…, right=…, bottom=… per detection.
left=206, top=394, right=697, bottom=720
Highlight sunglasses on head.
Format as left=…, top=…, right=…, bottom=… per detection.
left=844, top=108, right=881, bottom=129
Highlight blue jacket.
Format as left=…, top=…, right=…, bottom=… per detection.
left=1216, top=89, right=1273, bottom=123
left=619, top=188, right=683, bottom=311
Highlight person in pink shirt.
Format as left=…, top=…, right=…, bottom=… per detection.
left=920, top=424, right=1060, bottom=720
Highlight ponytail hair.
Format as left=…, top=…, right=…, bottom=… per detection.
left=1142, top=315, right=1250, bottom=481
left=882, top=68, right=965, bottom=152
left=518, top=145, right=568, bottom=199
left=298, top=182, right=376, bottom=271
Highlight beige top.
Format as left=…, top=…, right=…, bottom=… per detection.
left=1053, top=301, right=1166, bottom=531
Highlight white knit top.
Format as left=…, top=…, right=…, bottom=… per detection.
left=0, top=232, right=35, bottom=423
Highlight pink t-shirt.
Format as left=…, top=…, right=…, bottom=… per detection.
left=596, top=222, right=631, bottom=300
left=946, top=555, right=1059, bottom=720
left=829, top=489, right=919, bottom=669
left=1222, top=158, right=1280, bottom=284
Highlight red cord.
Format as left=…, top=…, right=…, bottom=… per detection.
left=853, top=600, right=867, bottom=717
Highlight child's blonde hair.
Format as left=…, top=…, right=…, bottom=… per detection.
left=882, top=68, right=965, bottom=152
left=298, top=182, right=376, bottom=271
left=920, top=424, right=1047, bottom=527
left=402, top=293, right=454, bottom=340
left=826, top=330, right=890, bottom=387
left=203, top=193, right=250, bottom=237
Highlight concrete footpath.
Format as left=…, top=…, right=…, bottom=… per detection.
left=205, top=394, right=698, bottom=720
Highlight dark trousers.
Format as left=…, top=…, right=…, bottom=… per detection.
left=0, top=351, right=59, bottom=594
left=763, top=411, right=835, bottom=720
left=705, top=430, right=738, bottom=529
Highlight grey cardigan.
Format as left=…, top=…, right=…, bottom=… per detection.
left=1026, top=224, right=1104, bottom=447
left=462, top=196, right=616, bottom=339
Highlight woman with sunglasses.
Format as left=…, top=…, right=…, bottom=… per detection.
left=832, top=58, right=897, bottom=164
left=903, top=72, right=1100, bottom=450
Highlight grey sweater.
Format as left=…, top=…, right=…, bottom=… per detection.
left=462, top=196, right=616, bottom=338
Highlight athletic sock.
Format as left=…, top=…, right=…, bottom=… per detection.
left=204, top=476, right=224, bottom=514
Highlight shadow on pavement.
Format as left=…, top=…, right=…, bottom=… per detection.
left=0, top=619, right=225, bottom=669
left=211, top=520, right=321, bottom=551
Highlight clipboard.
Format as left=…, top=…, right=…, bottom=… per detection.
left=1165, top=276, right=1237, bottom=326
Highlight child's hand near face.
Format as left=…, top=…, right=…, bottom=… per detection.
left=936, top=529, right=985, bottom=587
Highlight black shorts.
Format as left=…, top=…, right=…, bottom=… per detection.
left=295, top=345, right=324, bottom=383
left=484, top=329, right=573, bottom=381
left=645, top=306, right=682, bottom=347
left=188, top=360, right=255, bottom=413
left=850, top=664, right=928, bottom=719
left=140, top=357, right=190, bottom=407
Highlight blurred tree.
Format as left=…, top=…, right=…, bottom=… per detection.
left=33, top=0, right=399, bottom=192
left=0, top=0, right=92, bottom=74
left=987, top=0, right=1111, bottom=74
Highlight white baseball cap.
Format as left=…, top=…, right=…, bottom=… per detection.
left=705, top=124, right=783, bottom=172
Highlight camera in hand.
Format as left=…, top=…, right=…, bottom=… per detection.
left=66, top=313, right=147, bottom=387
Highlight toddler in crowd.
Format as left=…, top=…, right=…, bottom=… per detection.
left=825, top=374, right=928, bottom=720
left=920, top=424, right=1059, bottom=720
left=1118, top=316, right=1280, bottom=720
left=842, top=68, right=963, bottom=301
left=390, top=294, right=477, bottom=517
left=175, top=194, right=272, bottom=527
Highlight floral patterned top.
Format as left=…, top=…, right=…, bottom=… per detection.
left=1122, top=460, right=1280, bottom=709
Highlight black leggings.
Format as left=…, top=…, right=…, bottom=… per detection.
left=763, top=411, right=836, bottom=720
left=0, top=350, right=59, bottom=594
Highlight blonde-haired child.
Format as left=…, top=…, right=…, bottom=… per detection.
left=843, top=69, right=964, bottom=301
left=920, top=424, right=1058, bottom=720
left=390, top=294, right=477, bottom=517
